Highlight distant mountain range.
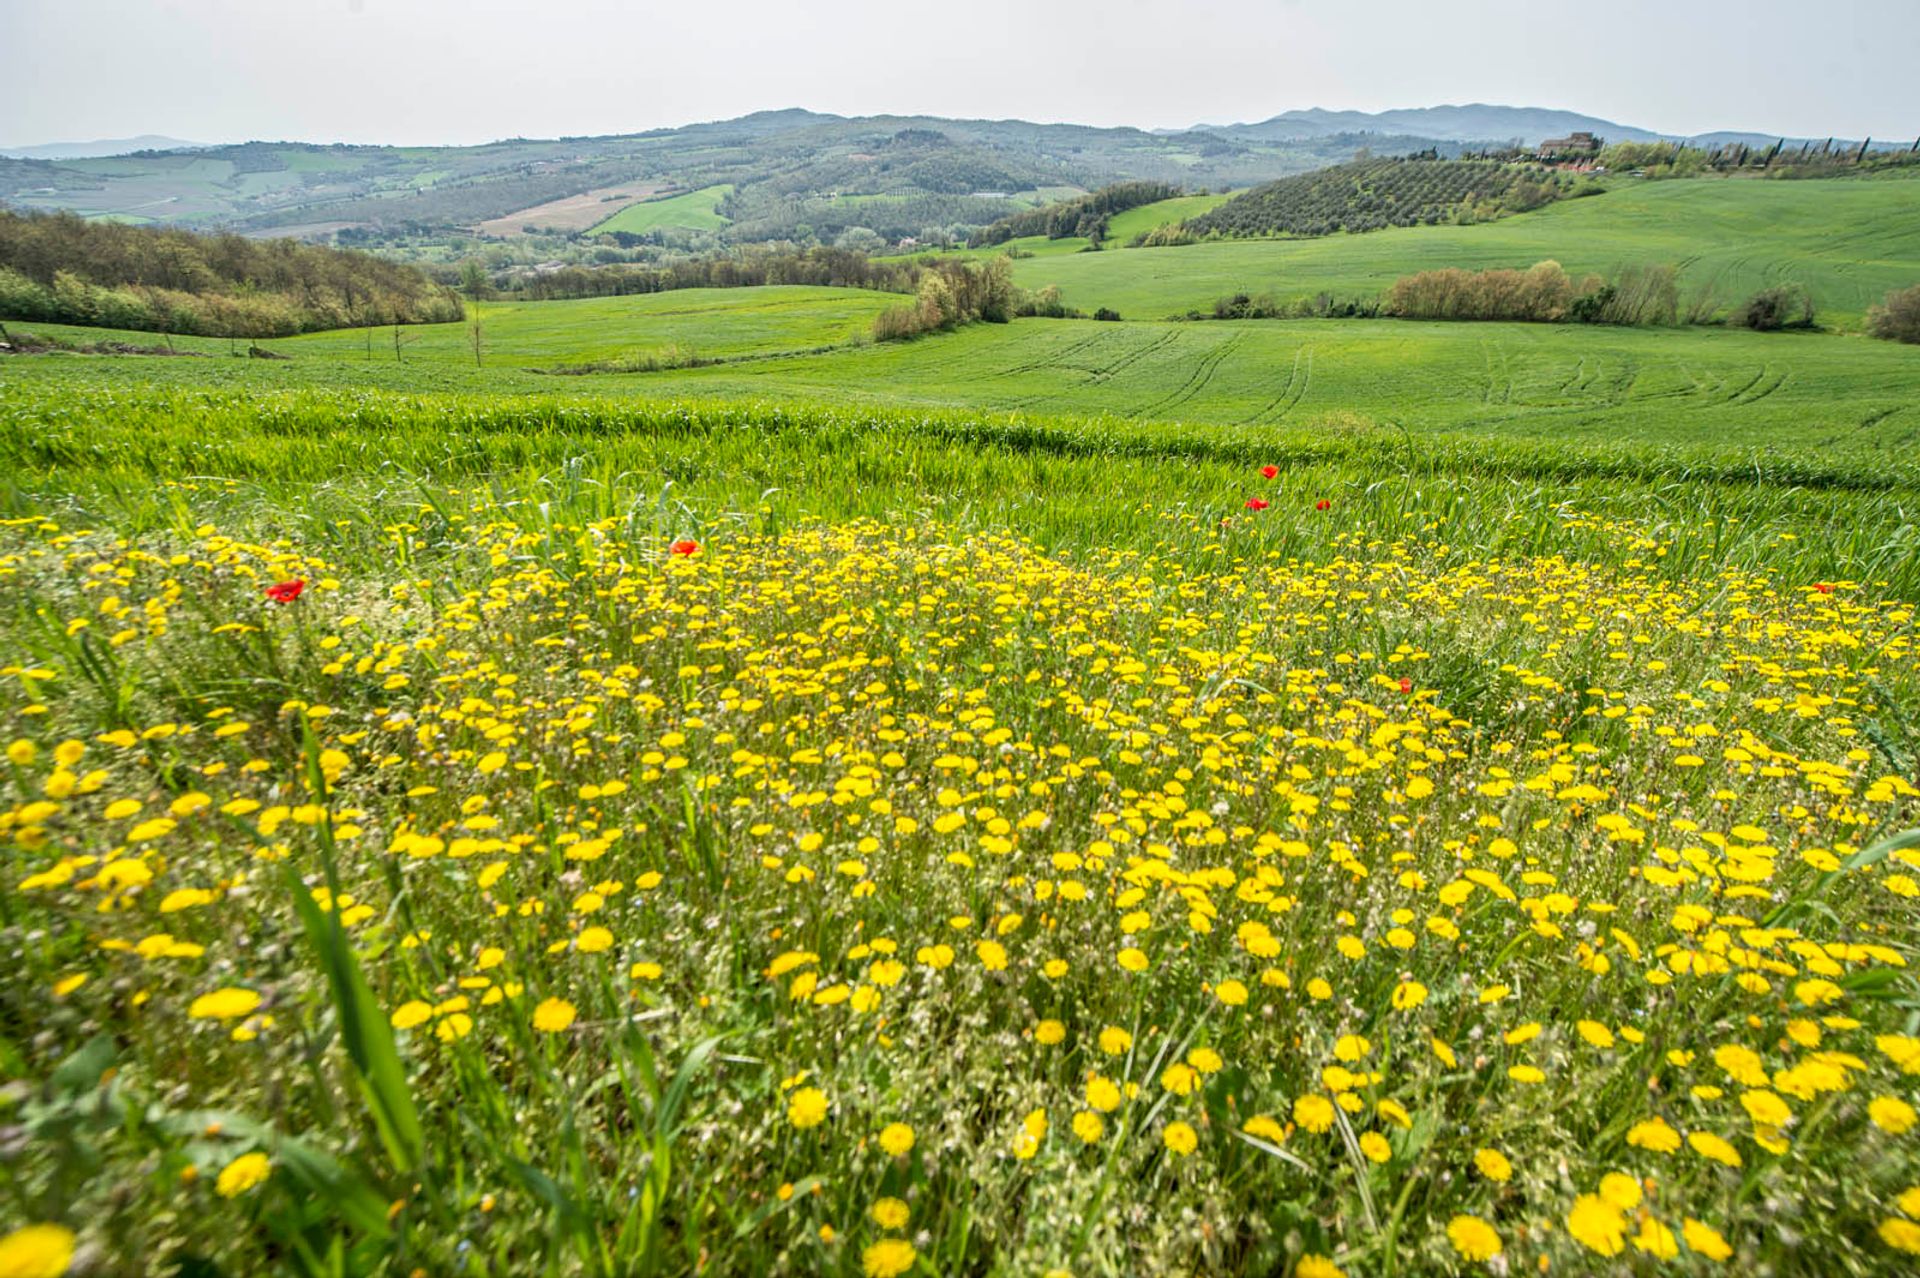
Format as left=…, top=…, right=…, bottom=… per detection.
left=3, top=104, right=1883, bottom=164
left=0, top=135, right=204, bottom=160
left=1177, top=104, right=1858, bottom=149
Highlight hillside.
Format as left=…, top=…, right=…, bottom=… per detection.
left=1000, top=174, right=1920, bottom=325
left=6, top=104, right=1868, bottom=262
left=0, top=111, right=1454, bottom=254
left=1180, top=156, right=1580, bottom=239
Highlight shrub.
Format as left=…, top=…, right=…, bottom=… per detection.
left=1385, top=261, right=1582, bottom=323
left=1093, top=307, right=1122, bottom=322
left=871, top=257, right=1014, bottom=341
left=1728, top=285, right=1814, bottom=331
left=1866, top=284, right=1920, bottom=343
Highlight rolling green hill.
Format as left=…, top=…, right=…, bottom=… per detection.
left=10, top=300, right=1916, bottom=472
left=1182, top=156, right=1576, bottom=238
left=588, top=184, right=735, bottom=236
left=1105, top=193, right=1231, bottom=243
left=1004, top=175, right=1920, bottom=325
left=639, top=316, right=1920, bottom=459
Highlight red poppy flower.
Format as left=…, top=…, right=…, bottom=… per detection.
left=1813, top=582, right=1834, bottom=594
left=265, top=579, right=306, bottom=604
left=1244, top=497, right=1269, bottom=511
left=669, top=539, right=699, bottom=556
left=1398, top=676, right=1413, bottom=694
left=1259, top=464, right=1279, bottom=480
left=1315, top=499, right=1331, bottom=511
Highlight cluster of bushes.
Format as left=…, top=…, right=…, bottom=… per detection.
left=1178, top=158, right=1575, bottom=240
left=1726, top=285, right=1814, bottom=331
left=1868, top=284, right=1920, bottom=343
left=0, top=209, right=462, bottom=336
left=1188, top=292, right=1381, bottom=321
left=970, top=181, right=1182, bottom=248
left=872, top=257, right=1014, bottom=341
left=1383, top=261, right=1681, bottom=325
left=1379, top=261, right=1835, bottom=331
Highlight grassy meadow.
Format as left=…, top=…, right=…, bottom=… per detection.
left=5, top=286, right=899, bottom=368
left=587, top=185, right=736, bottom=237
left=1004, top=177, right=1920, bottom=325
left=3, top=171, right=1920, bottom=1278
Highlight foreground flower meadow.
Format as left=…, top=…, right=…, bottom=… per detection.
left=2, top=493, right=1918, bottom=1277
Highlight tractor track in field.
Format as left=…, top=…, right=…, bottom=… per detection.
left=1000, top=332, right=1107, bottom=377
left=1479, top=341, right=1515, bottom=405
left=1729, top=365, right=1787, bottom=406
left=1720, top=365, right=1766, bottom=404
left=1242, top=345, right=1313, bottom=425
left=1085, top=330, right=1180, bottom=384
left=1553, top=357, right=1587, bottom=398
left=1134, top=333, right=1244, bottom=420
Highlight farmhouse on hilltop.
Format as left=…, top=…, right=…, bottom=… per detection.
left=1537, top=131, right=1601, bottom=159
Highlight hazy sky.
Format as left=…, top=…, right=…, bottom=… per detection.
left=4, top=0, right=1915, bottom=147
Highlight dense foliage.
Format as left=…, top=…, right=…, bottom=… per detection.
left=872, top=256, right=1013, bottom=339
left=0, top=209, right=462, bottom=336
left=971, top=182, right=1184, bottom=248
left=1384, top=260, right=1681, bottom=325
left=1176, top=158, right=1575, bottom=240
left=1728, top=285, right=1816, bottom=331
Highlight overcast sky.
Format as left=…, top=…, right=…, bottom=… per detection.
left=3, top=0, right=1915, bottom=147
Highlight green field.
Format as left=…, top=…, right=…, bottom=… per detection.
left=1011, top=176, right=1920, bottom=324
left=641, top=317, right=1920, bottom=456
left=587, top=184, right=734, bottom=235
left=1103, top=192, right=1233, bottom=242
left=12, top=308, right=1917, bottom=474
left=6, top=286, right=896, bottom=367
left=5, top=170, right=1920, bottom=1278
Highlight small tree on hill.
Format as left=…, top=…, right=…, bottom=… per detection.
left=1867, top=284, right=1920, bottom=343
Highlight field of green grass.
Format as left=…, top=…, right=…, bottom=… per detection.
left=587, top=184, right=734, bottom=235
left=640, top=317, right=1920, bottom=455
left=1104, top=192, right=1233, bottom=243
left=11, top=306, right=1916, bottom=477
left=5, top=286, right=896, bottom=367
left=4, top=170, right=1920, bottom=1278
left=1011, top=176, right=1920, bottom=324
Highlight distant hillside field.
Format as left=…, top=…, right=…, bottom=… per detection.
left=1183, top=157, right=1576, bottom=239
left=1105, top=193, right=1232, bottom=242
left=589, top=185, right=735, bottom=236
left=475, top=182, right=666, bottom=236
left=1006, top=175, right=1920, bottom=325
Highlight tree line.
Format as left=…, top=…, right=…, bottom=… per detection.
left=514, top=246, right=929, bottom=301
left=0, top=209, right=462, bottom=337
left=970, top=181, right=1183, bottom=248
